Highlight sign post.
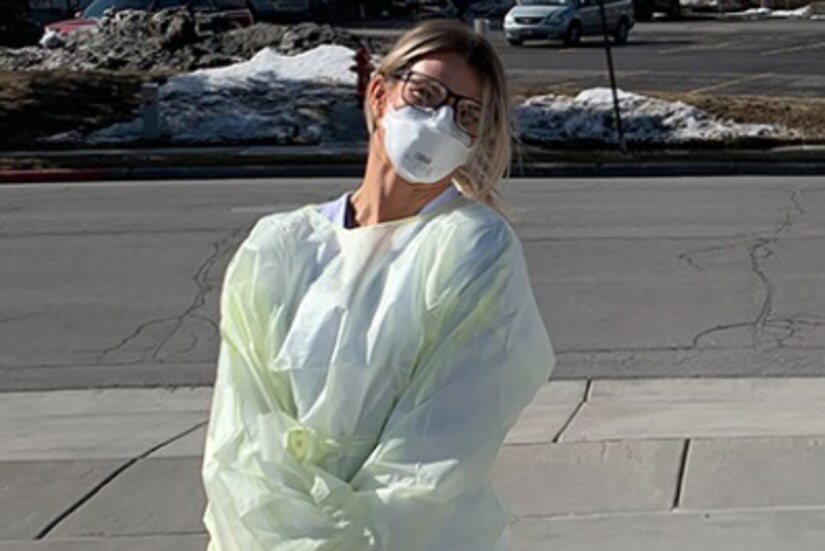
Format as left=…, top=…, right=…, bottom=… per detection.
left=140, top=83, right=161, bottom=141
left=597, top=0, right=627, bottom=153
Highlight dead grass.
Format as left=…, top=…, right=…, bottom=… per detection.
left=651, top=92, right=825, bottom=142
left=0, top=70, right=166, bottom=148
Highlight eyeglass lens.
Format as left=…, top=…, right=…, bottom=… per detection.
left=401, top=73, right=482, bottom=137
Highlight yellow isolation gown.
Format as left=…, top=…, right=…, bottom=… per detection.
left=202, top=194, right=555, bottom=550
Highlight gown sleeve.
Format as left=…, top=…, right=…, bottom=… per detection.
left=201, top=215, right=555, bottom=551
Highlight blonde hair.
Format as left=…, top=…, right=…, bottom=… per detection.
left=364, top=20, right=511, bottom=208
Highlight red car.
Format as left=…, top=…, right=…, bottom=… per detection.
left=46, top=0, right=255, bottom=34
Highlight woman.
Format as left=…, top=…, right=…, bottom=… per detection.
left=202, top=20, right=555, bottom=550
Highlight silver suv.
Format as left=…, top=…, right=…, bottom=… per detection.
left=503, top=0, right=634, bottom=46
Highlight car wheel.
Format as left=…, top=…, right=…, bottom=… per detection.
left=563, top=22, right=581, bottom=46
left=613, top=17, right=629, bottom=44
left=506, top=37, right=524, bottom=46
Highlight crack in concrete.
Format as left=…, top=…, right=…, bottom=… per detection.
left=790, top=189, right=806, bottom=216
left=95, top=314, right=180, bottom=364
left=766, top=315, right=825, bottom=348
left=147, top=229, right=238, bottom=361
left=749, top=239, right=776, bottom=348
left=171, top=330, right=200, bottom=358
left=773, top=213, right=793, bottom=235
left=690, top=321, right=752, bottom=348
left=96, top=226, right=246, bottom=365
left=35, top=419, right=208, bottom=540
left=686, top=240, right=776, bottom=350
left=679, top=189, right=807, bottom=352
left=677, top=242, right=742, bottom=272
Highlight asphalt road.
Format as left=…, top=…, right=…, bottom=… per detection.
left=497, top=19, right=825, bottom=97
left=2, top=175, right=825, bottom=391
left=355, top=19, right=825, bottom=97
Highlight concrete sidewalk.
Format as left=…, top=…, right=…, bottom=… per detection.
left=3, top=378, right=825, bottom=550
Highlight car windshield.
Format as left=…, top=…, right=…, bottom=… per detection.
left=82, top=0, right=152, bottom=18
left=520, top=0, right=573, bottom=5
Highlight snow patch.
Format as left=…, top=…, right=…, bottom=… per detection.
left=52, top=45, right=358, bottom=145
left=739, top=5, right=812, bottom=17
left=515, top=87, right=792, bottom=145
left=38, top=29, right=66, bottom=49
left=165, top=44, right=358, bottom=96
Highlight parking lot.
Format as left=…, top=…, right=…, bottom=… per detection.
left=488, top=18, right=825, bottom=97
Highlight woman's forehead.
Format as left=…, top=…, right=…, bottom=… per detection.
left=407, top=52, right=484, bottom=102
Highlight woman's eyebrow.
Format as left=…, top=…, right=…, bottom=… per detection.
left=412, top=70, right=483, bottom=104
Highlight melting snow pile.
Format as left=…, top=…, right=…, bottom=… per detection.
left=38, top=29, right=65, bottom=50
left=738, top=5, right=813, bottom=17
left=515, top=88, right=792, bottom=146
left=164, top=44, right=356, bottom=95
left=48, top=45, right=359, bottom=145
left=678, top=0, right=813, bottom=13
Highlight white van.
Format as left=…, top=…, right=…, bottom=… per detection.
left=503, top=0, right=634, bottom=46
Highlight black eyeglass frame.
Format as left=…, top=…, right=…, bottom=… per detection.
left=389, top=69, right=484, bottom=139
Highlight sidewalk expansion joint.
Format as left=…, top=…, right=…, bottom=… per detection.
left=34, top=420, right=208, bottom=540
left=552, top=391, right=588, bottom=443
left=583, top=379, right=594, bottom=402
left=672, top=439, right=692, bottom=511
left=513, top=504, right=825, bottom=522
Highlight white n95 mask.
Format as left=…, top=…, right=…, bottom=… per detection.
left=381, top=103, right=472, bottom=184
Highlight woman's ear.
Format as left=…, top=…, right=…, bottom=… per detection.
left=367, top=75, right=389, bottom=122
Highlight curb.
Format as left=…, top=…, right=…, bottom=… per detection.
left=4, top=145, right=825, bottom=183
left=0, top=168, right=110, bottom=184
left=514, top=160, right=825, bottom=177
left=5, top=161, right=825, bottom=184
left=0, top=164, right=365, bottom=184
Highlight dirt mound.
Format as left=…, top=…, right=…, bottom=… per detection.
left=0, top=70, right=148, bottom=147
left=0, top=9, right=386, bottom=72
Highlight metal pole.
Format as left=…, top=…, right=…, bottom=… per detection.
left=597, top=0, right=627, bottom=153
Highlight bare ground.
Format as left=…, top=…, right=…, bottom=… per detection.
left=654, top=92, right=825, bottom=142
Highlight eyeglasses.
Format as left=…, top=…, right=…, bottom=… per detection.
left=390, top=69, right=483, bottom=139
